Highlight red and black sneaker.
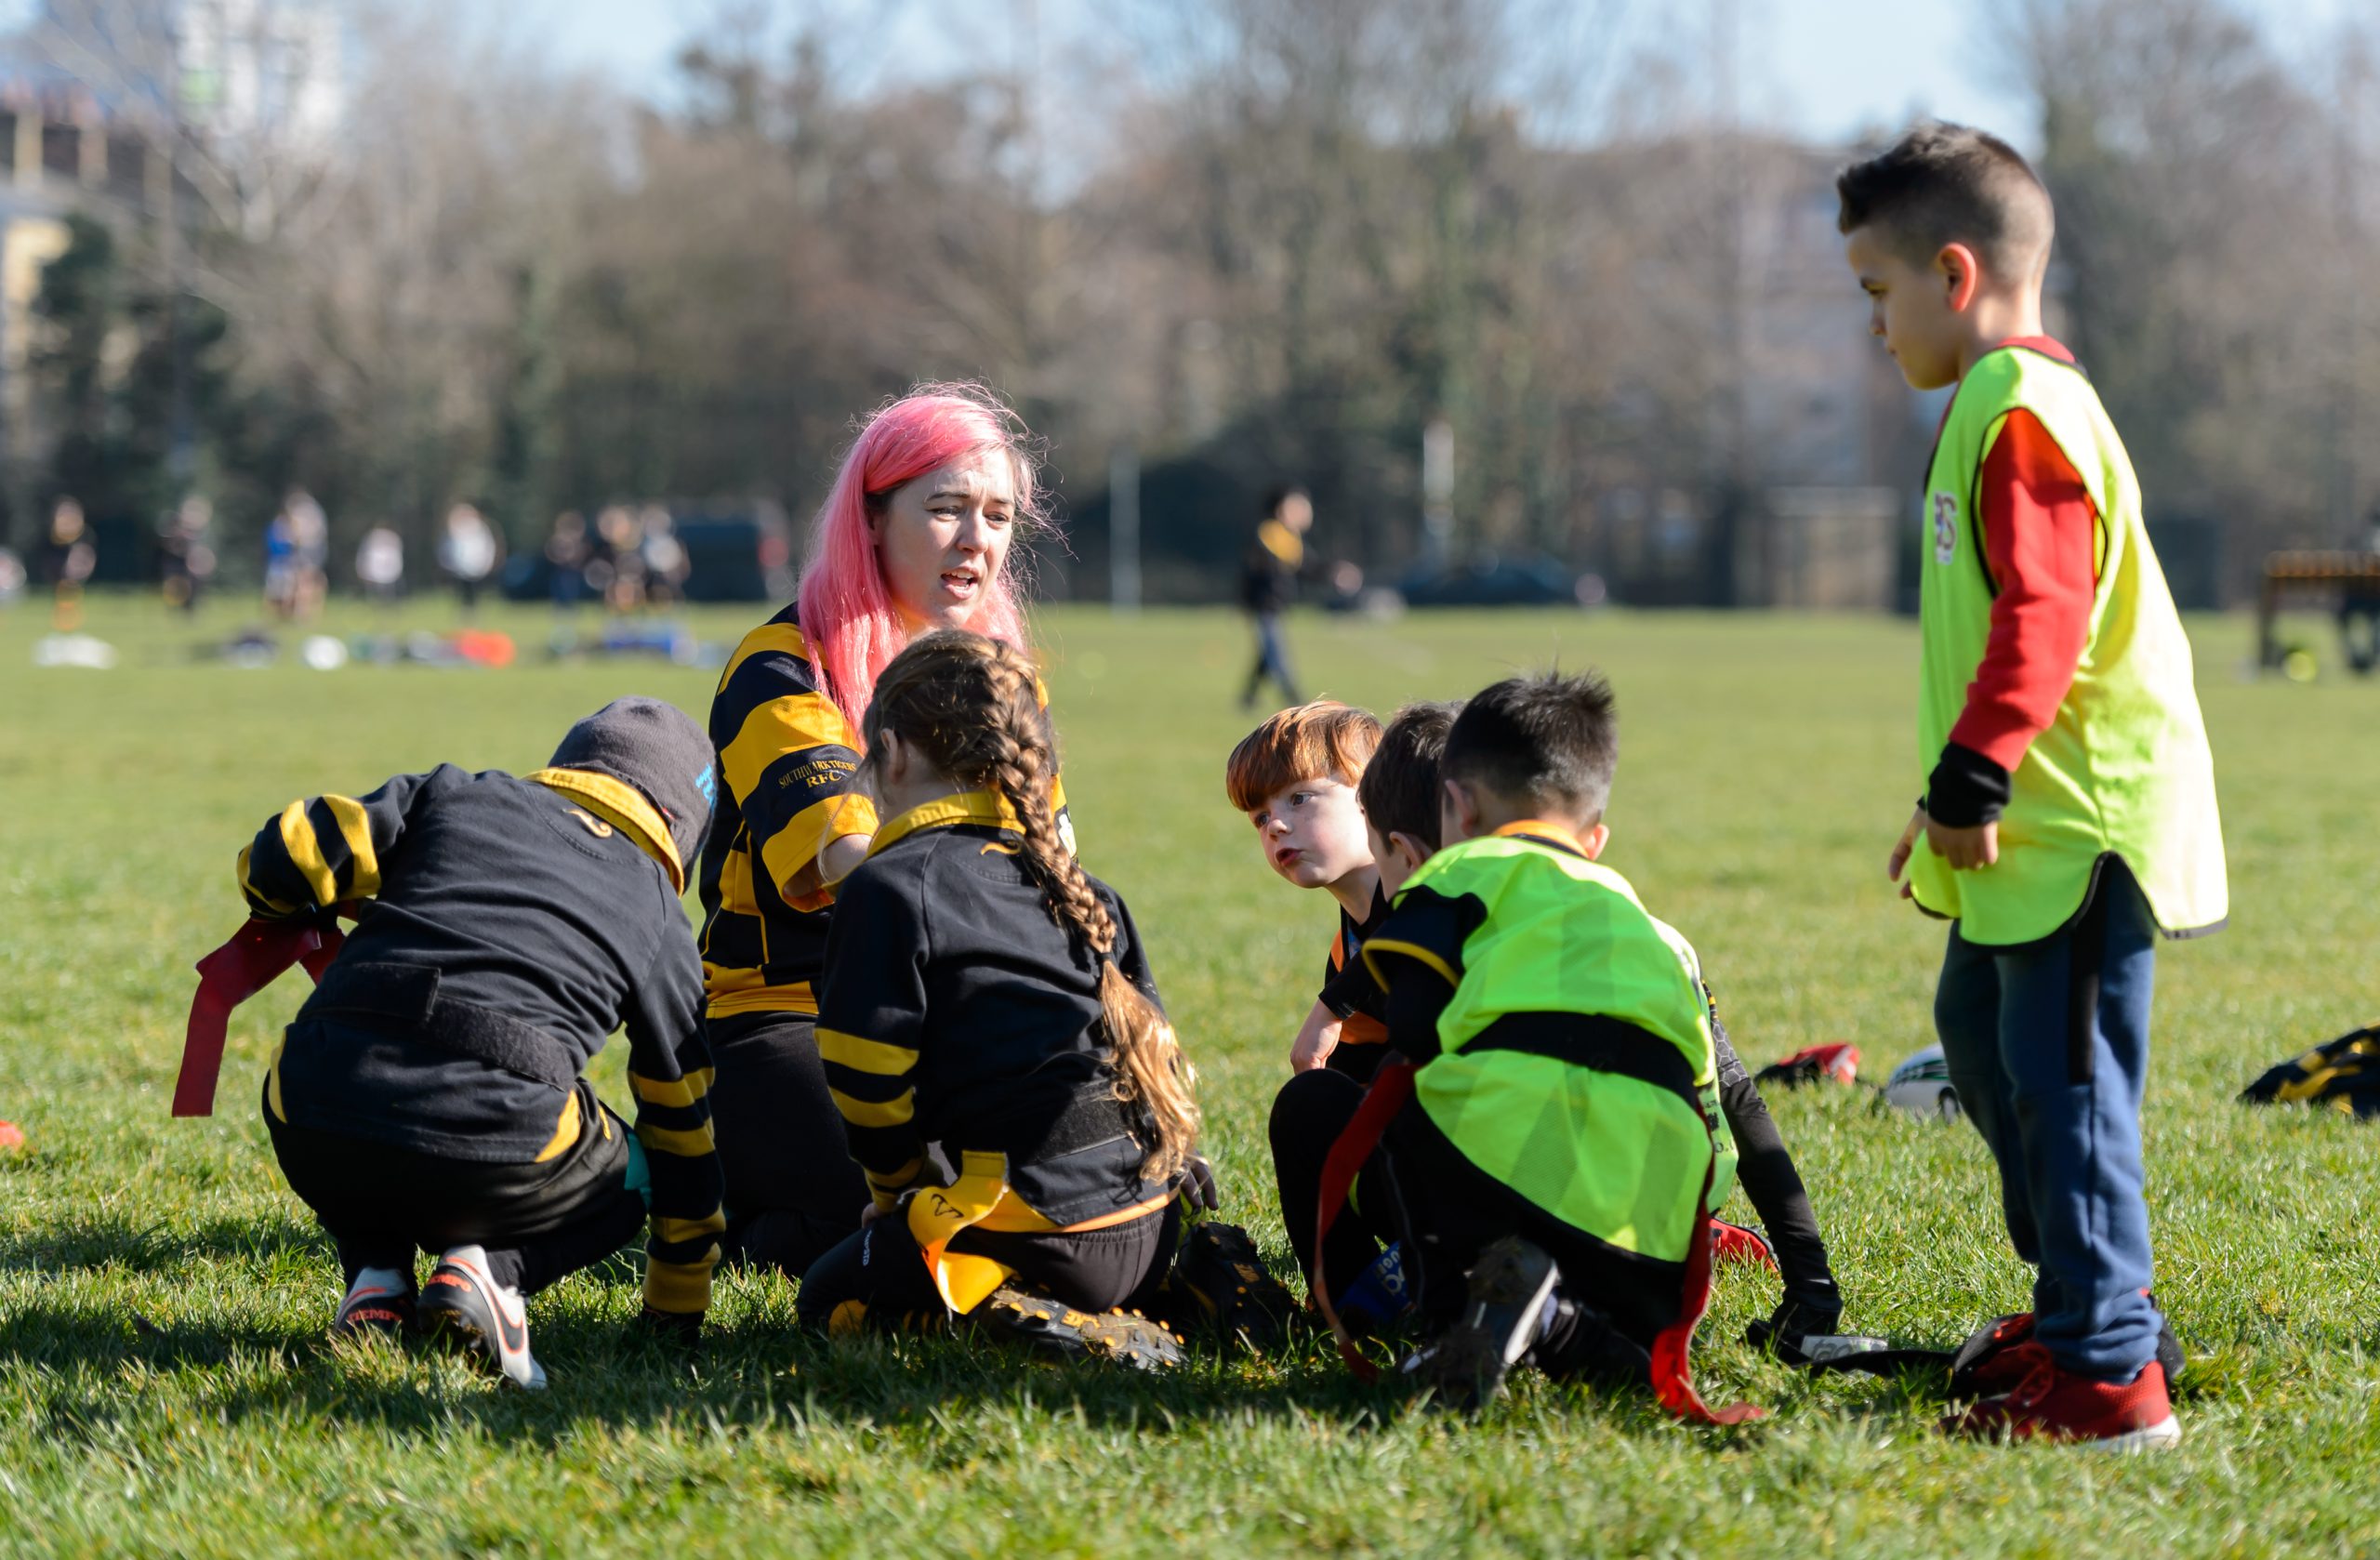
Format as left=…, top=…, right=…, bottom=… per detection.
left=331, top=1265, right=416, bottom=1340
left=1950, top=1302, right=2185, bottom=1398
left=420, top=1244, right=546, bottom=1390
left=1940, top=1349, right=2180, bottom=1450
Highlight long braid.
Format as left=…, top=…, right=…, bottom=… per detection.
left=865, top=631, right=1199, bottom=1182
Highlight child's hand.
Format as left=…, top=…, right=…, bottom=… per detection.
left=1181, top=1155, right=1220, bottom=1211
left=1885, top=807, right=1924, bottom=899
left=1924, top=815, right=1999, bottom=871
left=1289, top=1000, right=1342, bottom=1072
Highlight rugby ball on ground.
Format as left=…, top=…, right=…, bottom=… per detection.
left=1883, top=1045, right=1963, bottom=1121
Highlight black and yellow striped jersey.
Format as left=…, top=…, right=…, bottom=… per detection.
left=695, top=603, right=1067, bottom=1020
left=238, top=763, right=725, bottom=1316
left=813, top=791, right=1170, bottom=1230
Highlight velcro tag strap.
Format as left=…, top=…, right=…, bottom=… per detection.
left=174, top=919, right=341, bottom=1118
left=303, top=961, right=581, bottom=1092
left=906, top=1149, right=1016, bottom=1314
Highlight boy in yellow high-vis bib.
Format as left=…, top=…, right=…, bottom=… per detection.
left=1842, top=124, right=2225, bottom=1450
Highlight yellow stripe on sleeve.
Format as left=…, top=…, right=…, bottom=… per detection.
left=630, top=1067, right=716, bottom=1108
left=829, top=1086, right=915, bottom=1130
left=716, top=620, right=811, bottom=690
left=321, top=794, right=378, bottom=900
left=642, top=1257, right=716, bottom=1315
left=864, top=1157, right=924, bottom=1190
left=636, top=1120, right=718, bottom=1158
left=655, top=1210, right=728, bottom=1246
left=1361, top=937, right=1461, bottom=991
left=758, top=790, right=878, bottom=898
left=236, top=844, right=298, bottom=916
left=818, top=1026, right=919, bottom=1077
left=720, top=689, right=853, bottom=806
left=277, top=800, right=339, bottom=907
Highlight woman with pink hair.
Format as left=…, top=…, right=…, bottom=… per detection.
left=696, top=384, right=1061, bottom=1276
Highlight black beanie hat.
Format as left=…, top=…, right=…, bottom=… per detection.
left=548, top=696, right=717, bottom=868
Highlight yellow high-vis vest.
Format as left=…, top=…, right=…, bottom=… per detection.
left=1916, top=345, right=2227, bottom=945
left=1364, top=827, right=1736, bottom=1265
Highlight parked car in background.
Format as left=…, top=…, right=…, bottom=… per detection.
left=1396, top=551, right=1590, bottom=608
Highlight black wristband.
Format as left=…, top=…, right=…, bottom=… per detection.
left=1924, top=743, right=2012, bottom=827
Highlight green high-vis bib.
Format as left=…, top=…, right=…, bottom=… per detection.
left=1916, top=346, right=2227, bottom=945
left=1378, top=833, right=1736, bottom=1266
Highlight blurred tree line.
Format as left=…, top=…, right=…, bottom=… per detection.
left=13, top=0, right=2380, bottom=600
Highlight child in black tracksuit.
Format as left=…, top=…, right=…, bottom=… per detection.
left=793, top=631, right=1223, bottom=1366
left=237, top=697, right=724, bottom=1388
left=1270, top=699, right=1847, bottom=1352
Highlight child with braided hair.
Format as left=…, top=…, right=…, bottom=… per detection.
left=795, top=630, right=1229, bottom=1366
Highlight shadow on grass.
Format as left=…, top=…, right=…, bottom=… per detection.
left=0, top=1210, right=324, bottom=1275
left=2, top=1294, right=1465, bottom=1448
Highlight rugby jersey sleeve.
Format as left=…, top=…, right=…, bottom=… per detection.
left=813, top=858, right=932, bottom=1210
left=235, top=763, right=463, bottom=919
left=713, top=634, right=879, bottom=896
left=621, top=912, right=726, bottom=1316
left=1362, top=885, right=1485, bottom=1064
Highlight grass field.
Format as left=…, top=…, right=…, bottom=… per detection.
left=6, top=594, right=2380, bottom=1558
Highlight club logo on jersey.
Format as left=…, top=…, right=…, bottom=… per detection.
left=1931, top=492, right=1959, bottom=565
left=564, top=807, right=614, bottom=839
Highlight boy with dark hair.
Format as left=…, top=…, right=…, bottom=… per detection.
left=1342, top=672, right=1753, bottom=1417
left=1842, top=122, right=2225, bottom=1448
left=1223, top=701, right=1391, bottom=1081
left=231, top=698, right=726, bottom=1388
left=1290, top=689, right=1847, bottom=1371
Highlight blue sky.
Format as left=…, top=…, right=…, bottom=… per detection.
left=5, top=0, right=2362, bottom=152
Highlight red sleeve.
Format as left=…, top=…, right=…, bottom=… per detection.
left=1947, top=409, right=2098, bottom=772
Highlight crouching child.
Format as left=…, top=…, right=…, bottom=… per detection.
left=235, top=697, right=725, bottom=1387
left=1351, top=671, right=1754, bottom=1417
left=796, top=631, right=1286, bottom=1367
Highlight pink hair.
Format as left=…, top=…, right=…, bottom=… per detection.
left=795, top=383, right=1041, bottom=727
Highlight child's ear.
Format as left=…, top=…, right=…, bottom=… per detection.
left=1441, top=778, right=1480, bottom=840
left=1389, top=831, right=1430, bottom=875
left=1936, top=241, right=1981, bottom=312
left=1580, top=822, right=1610, bottom=860
left=877, top=731, right=910, bottom=788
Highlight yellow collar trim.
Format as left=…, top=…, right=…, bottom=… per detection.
left=868, top=789, right=1025, bottom=859
left=527, top=768, right=684, bottom=892
left=1491, top=818, right=1589, bottom=858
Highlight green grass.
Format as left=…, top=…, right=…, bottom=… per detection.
left=6, top=594, right=2380, bottom=1557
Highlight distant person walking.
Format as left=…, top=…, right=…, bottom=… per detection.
left=1238, top=483, right=1312, bottom=710
left=438, top=503, right=503, bottom=618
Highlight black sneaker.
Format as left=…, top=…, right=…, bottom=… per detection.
left=331, top=1265, right=416, bottom=1340
left=1418, top=1236, right=1561, bottom=1412
left=973, top=1286, right=1185, bottom=1372
left=1167, top=1221, right=1300, bottom=1350
left=419, top=1244, right=546, bottom=1390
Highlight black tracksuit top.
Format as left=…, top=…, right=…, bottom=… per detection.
left=236, top=762, right=722, bottom=1311
left=813, top=791, right=1174, bottom=1226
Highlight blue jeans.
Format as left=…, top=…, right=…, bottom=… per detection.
left=1933, top=860, right=2162, bottom=1381
left=1242, top=612, right=1300, bottom=707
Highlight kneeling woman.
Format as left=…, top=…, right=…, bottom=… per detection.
left=796, top=632, right=1197, bottom=1359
